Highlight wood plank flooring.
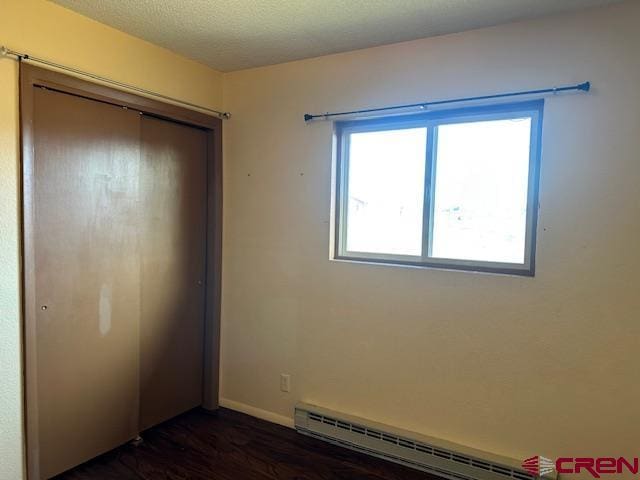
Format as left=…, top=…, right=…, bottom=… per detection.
left=54, top=407, right=441, bottom=480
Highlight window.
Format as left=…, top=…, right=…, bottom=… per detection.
left=334, top=101, right=543, bottom=275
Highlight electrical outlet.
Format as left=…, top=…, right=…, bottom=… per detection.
left=280, top=374, right=291, bottom=393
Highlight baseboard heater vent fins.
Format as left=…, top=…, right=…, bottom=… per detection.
left=295, top=403, right=556, bottom=480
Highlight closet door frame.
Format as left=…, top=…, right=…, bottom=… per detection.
left=20, top=63, right=223, bottom=479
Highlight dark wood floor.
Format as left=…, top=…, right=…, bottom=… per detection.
left=54, top=407, right=440, bottom=480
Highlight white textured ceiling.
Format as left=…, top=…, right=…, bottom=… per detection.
left=51, top=0, right=621, bottom=72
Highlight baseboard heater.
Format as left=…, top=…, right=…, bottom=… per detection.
left=295, top=403, right=556, bottom=480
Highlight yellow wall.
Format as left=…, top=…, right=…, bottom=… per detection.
left=221, top=0, right=640, bottom=466
left=0, top=1, right=223, bottom=478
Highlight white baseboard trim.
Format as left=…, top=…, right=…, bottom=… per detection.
left=219, top=398, right=295, bottom=429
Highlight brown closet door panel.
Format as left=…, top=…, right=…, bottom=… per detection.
left=139, top=116, right=207, bottom=430
left=33, top=88, right=141, bottom=479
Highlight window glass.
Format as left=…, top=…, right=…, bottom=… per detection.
left=430, top=118, right=532, bottom=263
left=346, top=128, right=427, bottom=256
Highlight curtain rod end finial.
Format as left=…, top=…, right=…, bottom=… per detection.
left=578, top=81, right=591, bottom=92
left=0, top=46, right=8, bottom=57
left=304, top=114, right=313, bottom=122
left=220, top=112, right=231, bottom=120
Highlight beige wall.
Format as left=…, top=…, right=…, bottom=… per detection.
left=0, top=1, right=223, bottom=478
left=221, top=0, right=640, bottom=464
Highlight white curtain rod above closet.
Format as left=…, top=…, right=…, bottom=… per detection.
left=1, top=45, right=231, bottom=120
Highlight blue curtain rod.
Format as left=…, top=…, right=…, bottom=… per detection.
left=303, top=81, right=590, bottom=122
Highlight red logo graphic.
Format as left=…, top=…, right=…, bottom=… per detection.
left=522, top=455, right=555, bottom=476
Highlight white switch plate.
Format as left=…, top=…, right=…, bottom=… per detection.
left=280, top=374, right=291, bottom=392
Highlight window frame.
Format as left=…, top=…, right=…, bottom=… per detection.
left=333, top=100, right=544, bottom=276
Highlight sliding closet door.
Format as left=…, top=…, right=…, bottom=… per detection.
left=32, top=88, right=141, bottom=479
left=139, top=115, right=208, bottom=430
